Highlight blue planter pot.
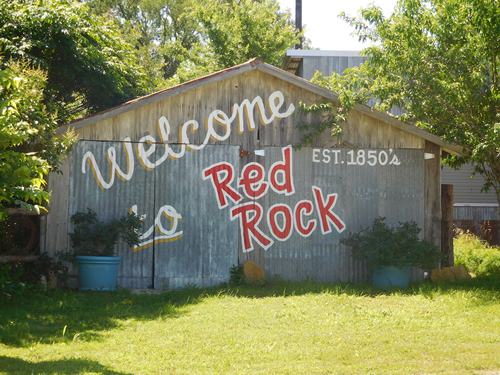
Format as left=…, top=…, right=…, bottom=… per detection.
left=76, top=256, right=121, bottom=291
left=372, top=266, right=411, bottom=289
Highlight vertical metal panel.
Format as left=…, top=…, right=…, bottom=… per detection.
left=70, top=140, right=155, bottom=288
left=71, top=141, right=240, bottom=289
left=44, top=155, right=72, bottom=256
left=153, top=144, right=240, bottom=289
left=238, top=147, right=424, bottom=283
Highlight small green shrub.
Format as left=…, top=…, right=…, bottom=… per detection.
left=341, top=217, right=440, bottom=270
left=70, top=209, right=142, bottom=256
left=229, top=264, right=244, bottom=285
left=454, top=233, right=500, bottom=278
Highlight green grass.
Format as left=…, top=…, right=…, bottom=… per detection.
left=1, top=279, right=499, bottom=374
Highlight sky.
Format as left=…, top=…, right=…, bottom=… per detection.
left=278, top=0, right=397, bottom=51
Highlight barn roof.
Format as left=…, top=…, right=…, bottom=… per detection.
left=61, top=58, right=462, bottom=155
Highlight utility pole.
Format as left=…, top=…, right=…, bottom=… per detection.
left=295, top=0, right=303, bottom=48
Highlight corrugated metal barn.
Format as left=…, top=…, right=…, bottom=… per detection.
left=41, top=59, right=461, bottom=289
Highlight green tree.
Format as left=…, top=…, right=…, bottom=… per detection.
left=87, top=0, right=200, bottom=88
left=0, top=0, right=148, bottom=122
left=0, top=64, right=74, bottom=218
left=198, top=0, right=298, bottom=68
left=314, top=0, right=499, bottom=203
left=88, top=0, right=299, bottom=87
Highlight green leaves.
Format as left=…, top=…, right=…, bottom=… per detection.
left=88, top=0, right=299, bottom=87
left=341, top=217, right=440, bottom=269
left=197, top=0, right=298, bottom=69
left=0, top=64, right=75, bottom=218
left=0, top=0, right=148, bottom=218
left=0, top=0, right=148, bottom=122
left=69, top=209, right=143, bottom=255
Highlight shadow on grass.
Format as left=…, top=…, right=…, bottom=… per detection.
left=0, top=277, right=498, bottom=348
left=0, top=356, right=131, bottom=374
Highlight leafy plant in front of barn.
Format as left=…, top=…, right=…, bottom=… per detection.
left=0, top=254, right=69, bottom=298
left=342, top=217, right=440, bottom=288
left=229, top=264, right=245, bottom=286
left=0, top=64, right=75, bottom=220
left=70, top=209, right=142, bottom=256
left=70, top=209, right=142, bottom=291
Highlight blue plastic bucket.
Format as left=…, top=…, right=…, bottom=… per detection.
left=76, top=256, right=121, bottom=291
left=372, top=266, right=411, bottom=289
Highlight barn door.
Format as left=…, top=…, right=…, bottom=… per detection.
left=152, top=144, right=240, bottom=289
left=71, top=140, right=240, bottom=289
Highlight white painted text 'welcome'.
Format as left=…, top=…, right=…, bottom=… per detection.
left=81, top=91, right=295, bottom=190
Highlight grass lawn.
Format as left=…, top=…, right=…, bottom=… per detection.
left=1, top=279, right=499, bottom=374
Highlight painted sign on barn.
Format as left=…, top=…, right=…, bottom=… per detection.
left=70, top=90, right=424, bottom=289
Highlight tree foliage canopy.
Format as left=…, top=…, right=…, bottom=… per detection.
left=198, top=0, right=298, bottom=68
left=0, top=0, right=148, bottom=121
left=314, top=0, right=499, bottom=202
left=88, top=0, right=299, bottom=87
left=0, top=65, right=74, bottom=217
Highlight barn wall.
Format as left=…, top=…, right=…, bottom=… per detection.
left=45, top=68, right=435, bottom=287
left=43, top=155, right=71, bottom=254
left=73, top=70, right=424, bottom=150
left=240, top=147, right=424, bottom=283
left=340, top=111, right=424, bottom=150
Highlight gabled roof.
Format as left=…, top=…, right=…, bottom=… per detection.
left=61, top=58, right=462, bottom=155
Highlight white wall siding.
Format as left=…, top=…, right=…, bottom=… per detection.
left=441, top=164, right=497, bottom=205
